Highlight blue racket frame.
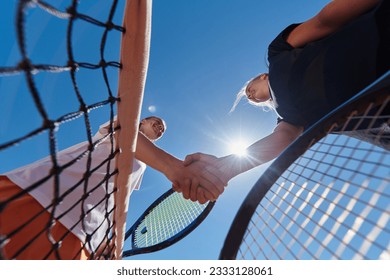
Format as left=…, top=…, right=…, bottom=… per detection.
left=123, top=188, right=215, bottom=257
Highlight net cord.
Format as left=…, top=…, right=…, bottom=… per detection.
left=114, top=0, right=152, bottom=260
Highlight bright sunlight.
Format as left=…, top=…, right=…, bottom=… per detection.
left=228, top=139, right=248, bottom=157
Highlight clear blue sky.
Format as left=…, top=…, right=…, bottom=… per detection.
left=0, top=0, right=329, bottom=259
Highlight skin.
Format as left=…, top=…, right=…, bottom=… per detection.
left=135, top=131, right=225, bottom=202
left=97, top=116, right=223, bottom=258
left=182, top=0, right=381, bottom=203
left=107, top=116, right=225, bottom=203
left=139, top=117, right=166, bottom=141
left=134, top=117, right=226, bottom=202
left=245, top=73, right=270, bottom=103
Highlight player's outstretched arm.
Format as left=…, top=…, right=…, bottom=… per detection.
left=287, top=0, right=380, bottom=48
left=134, top=132, right=226, bottom=201
left=184, top=122, right=303, bottom=202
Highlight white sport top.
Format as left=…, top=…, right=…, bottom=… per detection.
left=5, top=120, right=146, bottom=253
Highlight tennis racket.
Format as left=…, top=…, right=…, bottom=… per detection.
left=122, top=188, right=215, bottom=257
left=220, top=71, right=390, bottom=260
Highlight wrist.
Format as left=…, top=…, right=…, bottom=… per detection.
left=160, top=155, right=183, bottom=181
left=217, top=155, right=240, bottom=182
left=219, top=154, right=255, bottom=181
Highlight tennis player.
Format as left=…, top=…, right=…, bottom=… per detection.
left=0, top=115, right=223, bottom=259
left=182, top=0, right=390, bottom=203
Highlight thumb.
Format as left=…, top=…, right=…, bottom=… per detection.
left=184, top=153, right=203, bottom=166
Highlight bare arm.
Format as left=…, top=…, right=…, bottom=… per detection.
left=221, top=122, right=302, bottom=180
left=134, top=132, right=226, bottom=199
left=134, top=132, right=180, bottom=178
left=184, top=122, right=303, bottom=201
left=215, top=121, right=303, bottom=182
left=105, top=120, right=225, bottom=199
left=287, top=0, right=380, bottom=48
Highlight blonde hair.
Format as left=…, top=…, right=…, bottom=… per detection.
left=229, top=75, right=275, bottom=113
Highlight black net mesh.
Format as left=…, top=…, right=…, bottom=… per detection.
left=0, top=0, right=126, bottom=259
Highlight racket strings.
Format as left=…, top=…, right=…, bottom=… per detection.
left=133, top=193, right=207, bottom=248
left=237, top=132, right=390, bottom=260
left=219, top=79, right=390, bottom=260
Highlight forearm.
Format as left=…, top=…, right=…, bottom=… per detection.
left=287, top=0, right=380, bottom=48
left=112, top=121, right=178, bottom=175
left=179, top=126, right=299, bottom=202
left=134, top=132, right=182, bottom=180
left=217, top=136, right=287, bottom=179
left=218, top=123, right=302, bottom=181
left=134, top=133, right=226, bottom=201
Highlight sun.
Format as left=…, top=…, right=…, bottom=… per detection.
left=228, top=140, right=248, bottom=157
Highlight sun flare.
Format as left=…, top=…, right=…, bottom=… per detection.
left=228, top=140, right=248, bottom=157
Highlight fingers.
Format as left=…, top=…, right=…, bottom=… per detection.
left=180, top=178, right=192, bottom=200
left=183, top=153, right=203, bottom=166
left=197, top=166, right=226, bottom=198
left=206, top=164, right=228, bottom=186
left=183, top=152, right=218, bottom=166
left=193, top=171, right=225, bottom=202
left=197, top=179, right=222, bottom=201
left=174, top=177, right=221, bottom=203
left=189, top=177, right=199, bottom=202
left=189, top=178, right=218, bottom=203
left=172, top=153, right=227, bottom=203
left=187, top=164, right=226, bottom=202
left=196, top=188, right=210, bottom=204
left=200, top=186, right=219, bottom=203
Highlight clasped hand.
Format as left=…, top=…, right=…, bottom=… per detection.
left=172, top=153, right=228, bottom=204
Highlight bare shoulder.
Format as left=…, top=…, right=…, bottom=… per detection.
left=287, top=0, right=380, bottom=48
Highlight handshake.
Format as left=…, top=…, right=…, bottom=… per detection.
left=170, top=152, right=235, bottom=204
